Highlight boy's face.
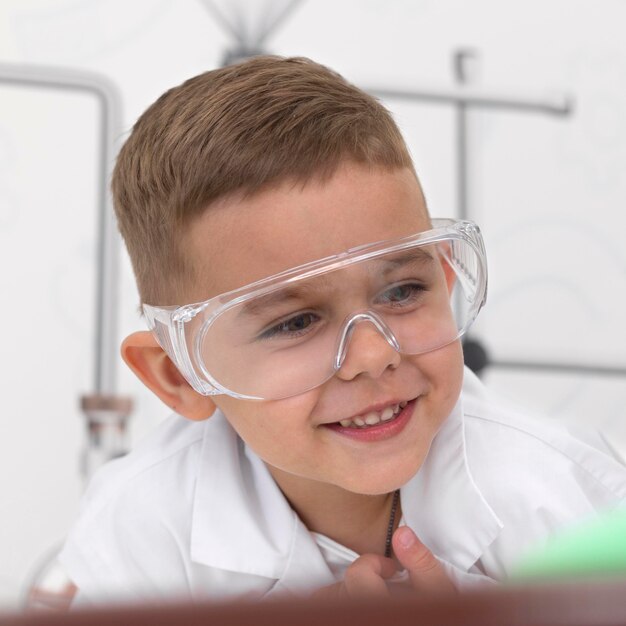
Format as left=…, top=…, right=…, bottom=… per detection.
left=186, top=162, right=464, bottom=495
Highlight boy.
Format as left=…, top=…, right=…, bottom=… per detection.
left=60, top=56, right=626, bottom=604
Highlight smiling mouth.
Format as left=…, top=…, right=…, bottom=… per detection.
left=334, top=400, right=409, bottom=429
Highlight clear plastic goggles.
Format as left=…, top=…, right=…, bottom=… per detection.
left=144, top=219, right=487, bottom=400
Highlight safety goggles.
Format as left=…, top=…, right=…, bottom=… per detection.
left=144, top=219, right=487, bottom=400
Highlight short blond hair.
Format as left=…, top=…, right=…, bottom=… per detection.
left=112, top=56, right=414, bottom=305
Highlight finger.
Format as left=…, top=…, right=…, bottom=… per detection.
left=311, top=581, right=349, bottom=601
left=343, top=553, right=398, bottom=599
left=392, top=526, right=456, bottom=594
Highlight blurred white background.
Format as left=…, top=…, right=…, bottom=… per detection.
left=1, top=0, right=625, bottom=609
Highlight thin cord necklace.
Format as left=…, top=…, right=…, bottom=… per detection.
left=384, top=489, right=401, bottom=558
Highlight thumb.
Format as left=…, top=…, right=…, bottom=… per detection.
left=392, top=526, right=456, bottom=594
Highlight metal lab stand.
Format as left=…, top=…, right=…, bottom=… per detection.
left=0, top=62, right=131, bottom=609
left=366, top=50, right=626, bottom=382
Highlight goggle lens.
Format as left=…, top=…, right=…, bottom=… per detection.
left=197, top=237, right=483, bottom=399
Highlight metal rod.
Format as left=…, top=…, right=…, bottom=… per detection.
left=456, top=101, right=468, bottom=221
left=367, top=85, right=573, bottom=116
left=453, top=50, right=474, bottom=223
left=0, top=63, right=123, bottom=395
left=490, top=359, right=626, bottom=378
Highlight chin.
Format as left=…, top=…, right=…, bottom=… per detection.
left=335, top=462, right=422, bottom=496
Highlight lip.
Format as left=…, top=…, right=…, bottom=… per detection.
left=322, top=397, right=417, bottom=442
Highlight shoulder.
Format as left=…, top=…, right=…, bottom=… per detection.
left=59, top=414, right=209, bottom=600
left=84, top=412, right=207, bottom=504
left=462, top=372, right=626, bottom=507
left=463, top=375, right=626, bottom=578
left=460, top=371, right=626, bottom=576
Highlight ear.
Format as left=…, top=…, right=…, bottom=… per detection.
left=121, top=331, right=216, bottom=421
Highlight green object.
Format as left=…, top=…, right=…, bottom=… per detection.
left=513, top=507, right=626, bottom=580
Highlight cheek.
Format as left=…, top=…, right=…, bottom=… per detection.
left=413, top=340, right=464, bottom=417
left=212, top=391, right=322, bottom=455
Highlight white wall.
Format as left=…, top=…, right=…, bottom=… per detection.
left=1, top=0, right=625, bottom=608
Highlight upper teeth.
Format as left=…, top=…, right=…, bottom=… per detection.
left=339, top=400, right=408, bottom=429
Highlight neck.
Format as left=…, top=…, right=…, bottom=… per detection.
left=267, top=465, right=401, bottom=556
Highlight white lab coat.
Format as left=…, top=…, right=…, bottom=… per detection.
left=59, top=368, right=626, bottom=605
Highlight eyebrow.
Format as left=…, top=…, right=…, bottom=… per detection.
left=379, top=248, right=435, bottom=273
left=237, top=247, right=435, bottom=318
left=237, top=276, right=333, bottom=318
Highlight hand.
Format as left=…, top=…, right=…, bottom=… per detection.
left=311, top=553, right=398, bottom=600
left=312, top=526, right=455, bottom=600
left=392, top=525, right=457, bottom=595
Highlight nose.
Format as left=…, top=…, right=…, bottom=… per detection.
left=334, top=312, right=402, bottom=381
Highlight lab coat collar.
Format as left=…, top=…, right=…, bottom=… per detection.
left=191, top=368, right=502, bottom=586
left=190, top=413, right=335, bottom=591
left=401, top=368, right=503, bottom=571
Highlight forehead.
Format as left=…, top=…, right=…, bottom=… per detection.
left=238, top=247, right=437, bottom=319
left=185, top=163, right=430, bottom=302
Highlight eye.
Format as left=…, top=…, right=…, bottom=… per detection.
left=376, top=283, right=425, bottom=308
left=259, top=312, right=321, bottom=340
